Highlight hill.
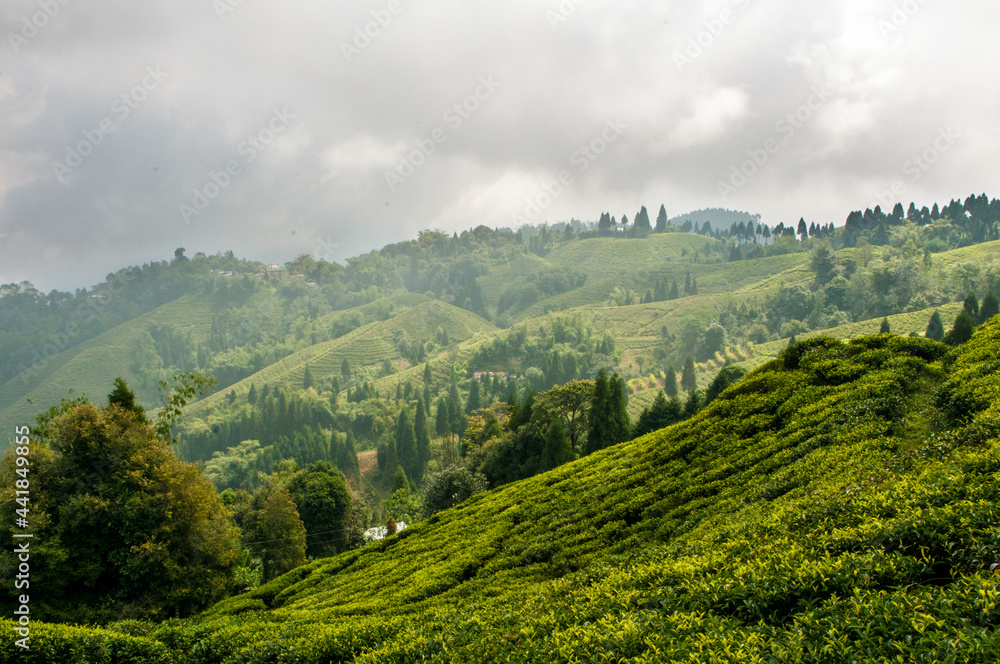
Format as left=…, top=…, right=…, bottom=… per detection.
left=4, top=319, right=999, bottom=661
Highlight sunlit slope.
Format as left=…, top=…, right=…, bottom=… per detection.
left=15, top=322, right=997, bottom=661
left=0, top=294, right=220, bottom=436
left=185, top=299, right=496, bottom=415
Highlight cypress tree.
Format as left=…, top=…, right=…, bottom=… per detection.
left=944, top=311, right=976, bottom=346
left=669, top=281, right=680, bottom=300
left=925, top=310, right=945, bottom=341
left=343, top=432, right=360, bottom=480
left=880, top=317, right=891, bottom=334
left=586, top=369, right=610, bottom=454
left=980, top=292, right=999, bottom=324
left=655, top=204, right=668, bottom=232
left=341, top=358, right=351, bottom=379
left=681, top=355, right=697, bottom=392
left=413, top=398, right=432, bottom=484
left=466, top=377, right=481, bottom=414
left=665, top=366, right=678, bottom=397
left=435, top=397, right=450, bottom=437
left=247, top=383, right=258, bottom=405
left=303, top=364, right=314, bottom=389
left=394, top=408, right=416, bottom=478
left=607, top=373, right=631, bottom=445
left=964, top=293, right=980, bottom=320
left=540, top=418, right=575, bottom=471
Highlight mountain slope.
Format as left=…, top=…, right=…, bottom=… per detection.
left=9, top=320, right=1000, bottom=662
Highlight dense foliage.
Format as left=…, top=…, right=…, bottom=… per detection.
left=6, top=316, right=1000, bottom=661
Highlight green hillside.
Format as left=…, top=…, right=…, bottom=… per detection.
left=7, top=319, right=1000, bottom=662
left=0, top=294, right=221, bottom=434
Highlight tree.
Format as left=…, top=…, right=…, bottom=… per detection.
left=655, top=204, right=668, bottom=232
left=337, top=431, right=361, bottom=480
left=540, top=418, right=575, bottom=471
left=797, top=217, right=808, bottom=241
left=981, top=291, right=999, bottom=324
left=632, top=391, right=682, bottom=438
left=303, top=363, right=314, bottom=389
left=394, top=408, right=416, bottom=478
left=943, top=311, right=976, bottom=346
left=155, top=371, right=217, bottom=443
left=681, top=355, right=697, bottom=392
left=880, top=317, right=891, bottom=334
left=606, top=373, right=631, bottom=445
left=810, top=242, right=839, bottom=285
left=435, top=397, right=450, bottom=437
left=413, top=397, right=432, bottom=484
left=0, top=382, right=240, bottom=622
left=705, top=366, right=747, bottom=405
left=925, top=310, right=945, bottom=341
left=287, top=463, right=352, bottom=558
left=585, top=369, right=611, bottom=454
left=106, top=377, right=146, bottom=422
left=423, top=465, right=489, bottom=515
left=341, top=357, right=351, bottom=379
left=964, top=293, right=980, bottom=320
left=634, top=205, right=652, bottom=235
left=665, top=366, right=678, bottom=397
left=259, top=486, right=307, bottom=581
left=466, top=377, right=481, bottom=414
left=534, top=380, right=594, bottom=452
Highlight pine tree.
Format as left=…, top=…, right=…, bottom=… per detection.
left=925, top=310, right=945, bottom=341
left=413, top=398, right=432, bottom=484
left=466, top=377, right=481, bottom=414
left=669, top=281, right=680, bottom=300
left=980, top=291, right=999, bottom=324
left=435, top=397, right=450, bottom=437
left=607, top=373, right=631, bottom=445
left=343, top=432, right=361, bottom=480
left=247, top=383, right=258, bottom=405
left=341, top=358, right=351, bottom=379
left=684, top=271, right=692, bottom=295
left=540, top=418, right=574, bottom=471
left=681, top=355, right=697, bottom=392
left=448, top=382, right=465, bottom=437
left=394, top=408, right=416, bottom=478
left=880, top=317, right=891, bottom=334
left=655, top=204, right=668, bottom=232
left=943, top=311, right=976, bottom=346
left=690, top=277, right=698, bottom=295
left=964, top=292, right=981, bottom=320
left=586, top=369, right=610, bottom=454
left=303, top=364, right=314, bottom=390
left=665, top=366, right=678, bottom=396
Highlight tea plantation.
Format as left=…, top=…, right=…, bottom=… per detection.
left=5, top=320, right=1000, bottom=662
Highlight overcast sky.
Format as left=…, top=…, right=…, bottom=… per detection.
left=2, top=0, right=998, bottom=291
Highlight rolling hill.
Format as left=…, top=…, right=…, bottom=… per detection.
left=6, top=316, right=999, bottom=662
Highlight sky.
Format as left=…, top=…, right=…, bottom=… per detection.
left=1, top=0, right=998, bottom=292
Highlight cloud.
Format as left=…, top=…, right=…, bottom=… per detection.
left=1, top=0, right=999, bottom=290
